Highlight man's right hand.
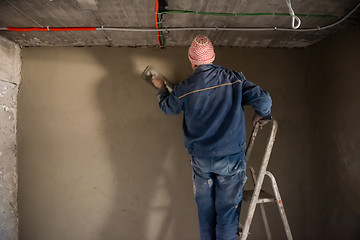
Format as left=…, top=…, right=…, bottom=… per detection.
left=152, top=75, right=165, bottom=90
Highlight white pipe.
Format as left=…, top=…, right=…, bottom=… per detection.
left=1, top=3, right=358, bottom=33
left=99, top=3, right=359, bottom=33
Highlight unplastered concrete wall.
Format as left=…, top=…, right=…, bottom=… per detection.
left=18, top=25, right=360, bottom=240
left=0, top=36, right=21, bottom=240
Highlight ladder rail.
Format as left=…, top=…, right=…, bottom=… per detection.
left=265, top=171, right=293, bottom=240
left=250, top=167, right=272, bottom=240
left=260, top=204, right=272, bottom=240
left=240, top=120, right=278, bottom=240
left=245, top=121, right=260, bottom=160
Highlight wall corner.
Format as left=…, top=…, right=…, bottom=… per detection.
left=0, top=35, right=21, bottom=240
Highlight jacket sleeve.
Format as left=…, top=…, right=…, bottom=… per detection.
left=156, top=85, right=183, bottom=115
left=241, top=78, right=272, bottom=119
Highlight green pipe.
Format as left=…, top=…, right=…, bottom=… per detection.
left=157, top=12, right=165, bottom=48
left=163, top=9, right=340, bottom=19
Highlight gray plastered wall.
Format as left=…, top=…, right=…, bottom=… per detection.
left=16, top=25, right=360, bottom=240
left=0, top=36, right=21, bottom=240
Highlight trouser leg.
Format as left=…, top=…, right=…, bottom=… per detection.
left=214, top=153, right=247, bottom=240
left=191, top=158, right=216, bottom=240
left=191, top=152, right=247, bottom=240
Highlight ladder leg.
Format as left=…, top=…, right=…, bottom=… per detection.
left=240, top=121, right=278, bottom=240
left=250, top=167, right=272, bottom=240
left=240, top=192, right=258, bottom=240
left=260, top=204, right=272, bottom=240
left=265, top=171, right=293, bottom=240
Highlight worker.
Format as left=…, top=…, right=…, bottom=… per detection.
left=151, top=35, right=272, bottom=240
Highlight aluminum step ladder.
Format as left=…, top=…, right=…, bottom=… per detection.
left=238, top=120, right=293, bottom=240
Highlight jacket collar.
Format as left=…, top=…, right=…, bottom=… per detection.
left=194, top=64, right=215, bottom=73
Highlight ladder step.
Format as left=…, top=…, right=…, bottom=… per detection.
left=243, top=190, right=275, bottom=203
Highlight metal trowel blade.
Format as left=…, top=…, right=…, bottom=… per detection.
left=141, top=66, right=173, bottom=91
left=141, top=66, right=158, bottom=89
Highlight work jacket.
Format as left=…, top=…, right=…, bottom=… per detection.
left=157, top=64, right=272, bottom=157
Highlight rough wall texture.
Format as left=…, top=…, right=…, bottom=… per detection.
left=0, top=36, right=21, bottom=240
left=19, top=45, right=308, bottom=240
left=17, top=25, right=360, bottom=240
left=303, top=25, right=360, bottom=240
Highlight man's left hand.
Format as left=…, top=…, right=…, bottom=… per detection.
left=252, top=113, right=270, bottom=127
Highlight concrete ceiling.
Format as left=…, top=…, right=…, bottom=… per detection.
left=0, top=0, right=359, bottom=48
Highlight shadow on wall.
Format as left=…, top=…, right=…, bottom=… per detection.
left=93, top=47, right=198, bottom=240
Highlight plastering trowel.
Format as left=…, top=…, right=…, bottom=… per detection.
left=141, top=66, right=173, bottom=92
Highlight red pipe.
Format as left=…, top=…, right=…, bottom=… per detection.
left=7, top=27, right=97, bottom=31
left=154, top=0, right=162, bottom=47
